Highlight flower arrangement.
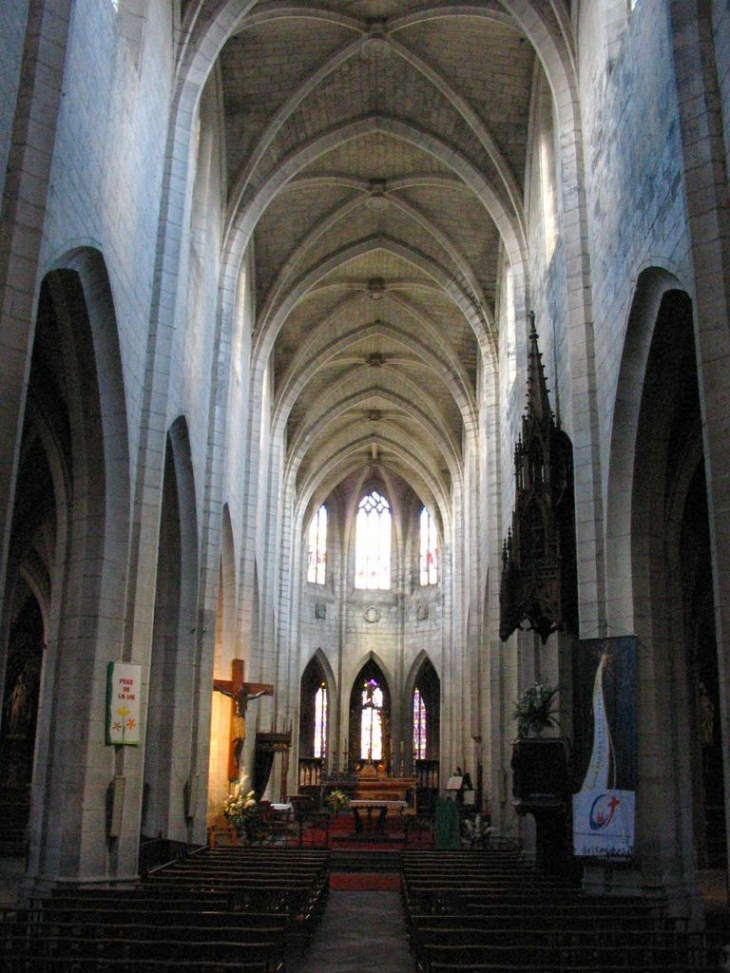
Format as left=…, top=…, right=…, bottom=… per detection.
left=463, top=814, right=493, bottom=846
left=513, top=682, right=559, bottom=739
left=325, top=789, right=351, bottom=814
left=223, top=776, right=266, bottom=840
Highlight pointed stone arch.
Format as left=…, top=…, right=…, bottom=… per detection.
left=306, top=647, right=337, bottom=698
left=216, top=505, right=237, bottom=675
left=606, top=268, right=687, bottom=629
left=404, top=651, right=441, bottom=763
left=299, top=649, right=337, bottom=758
left=143, top=415, right=199, bottom=842
left=607, top=271, right=720, bottom=917
left=209, top=504, right=238, bottom=817
left=6, top=248, right=133, bottom=887
left=250, top=560, right=261, bottom=666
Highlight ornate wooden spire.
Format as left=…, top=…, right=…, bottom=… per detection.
left=499, top=315, right=578, bottom=643
left=526, top=313, right=554, bottom=423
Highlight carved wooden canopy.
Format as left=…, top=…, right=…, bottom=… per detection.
left=499, top=316, right=578, bottom=643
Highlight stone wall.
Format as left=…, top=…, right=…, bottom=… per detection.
left=0, top=2, right=29, bottom=205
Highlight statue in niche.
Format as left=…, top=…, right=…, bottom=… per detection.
left=5, top=668, right=33, bottom=739
left=698, top=682, right=715, bottom=746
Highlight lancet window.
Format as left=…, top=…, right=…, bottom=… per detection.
left=355, top=491, right=391, bottom=589
left=413, top=688, right=427, bottom=759
left=313, top=683, right=327, bottom=758
left=307, top=505, right=327, bottom=585
left=360, top=678, right=384, bottom=761
left=419, top=507, right=439, bottom=586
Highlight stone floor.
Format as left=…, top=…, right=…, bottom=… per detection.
left=291, top=890, right=413, bottom=973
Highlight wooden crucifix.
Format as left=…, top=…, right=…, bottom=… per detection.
left=213, top=659, right=273, bottom=780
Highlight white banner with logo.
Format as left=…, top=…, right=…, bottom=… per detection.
left=106, top=662, right=141, bottom=746
left=573, top=788, right=635, bottom=858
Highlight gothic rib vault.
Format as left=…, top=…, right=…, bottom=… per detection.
left=208, top=1, right=540, bottom=522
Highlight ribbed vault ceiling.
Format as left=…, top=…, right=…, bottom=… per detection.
left=214, top=0, right=539, bottom=520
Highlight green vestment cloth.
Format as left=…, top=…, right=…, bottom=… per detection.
left=434, top=797, right=460, bottom=849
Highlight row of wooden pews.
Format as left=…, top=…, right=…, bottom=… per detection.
left=401, top=848, right=712, bottom=972
left=0, top=846, right=329, bottom=973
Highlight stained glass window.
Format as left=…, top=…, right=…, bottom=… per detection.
left=419, top=507, right=439, bottom=586
left=360, top=679, right=384, bottom=761
left=355, top=491, right=391, bottom=589
left=314, top=683, right=327, bottom=758
left=413, top=688, right=427, bottom=759
left=307, top=505, right=327, bottom=585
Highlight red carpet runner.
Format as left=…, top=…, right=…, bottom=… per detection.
left=330, top=872, right=401, bottom=891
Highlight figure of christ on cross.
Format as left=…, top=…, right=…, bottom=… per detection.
left=213, top=659, right=273, bottom=780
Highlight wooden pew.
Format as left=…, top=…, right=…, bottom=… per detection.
left=1, top=957, right=276, bottom=973
left=417, top=940, right=692, bottom=972
left=400, top=848, right=709, bottom=973
left=1, top=847, right=332, bottom=973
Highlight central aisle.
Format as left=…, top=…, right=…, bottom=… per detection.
left=293, top=889, right=413, bottom=973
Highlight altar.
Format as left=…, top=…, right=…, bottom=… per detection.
left=350, top=799, right=408, bottom=836
left=308, top=767, right=419, bottom=843
left=346, top=771, right=417, bottom=840
left=353, top=774, right=417, bottom=809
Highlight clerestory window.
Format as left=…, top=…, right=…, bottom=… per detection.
left=419, top=507, right=439, bottom=586
left=355, top=491, right=391, bottom=589
left=307, top=505, right=327, bottom=585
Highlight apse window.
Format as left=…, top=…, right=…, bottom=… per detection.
left=413, top=688, right=427, bottom=759
left=314, top=683, right=327, bottom=758
left=307, top=505, right=327, bottom=585
left=355, top=491, right=391, bottom=589
left=361, top=679, right=384, bottom=761
left=419, top=507, right=439, bottom=586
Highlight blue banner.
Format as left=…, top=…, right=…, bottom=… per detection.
left=572, top=637, right=636, bottom=859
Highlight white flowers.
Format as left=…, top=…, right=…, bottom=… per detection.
left=464, top=814, right=492, bottom=840
left=223, top=774, right=257, bottom=824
